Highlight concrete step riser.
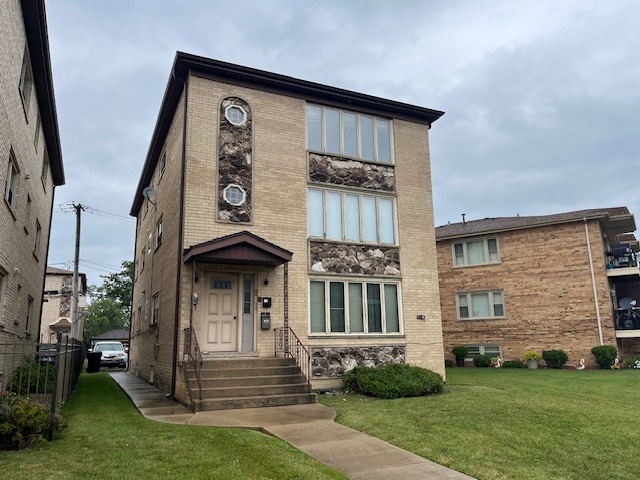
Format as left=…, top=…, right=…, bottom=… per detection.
left=196, top=358, right=297, bottom=369
left=186, top=366, right=302, bottom=379
left=187, top=375, right=306, bottom=388
left=193, top=384, right=311, bottom=399
left=194, top=393, right=317, bottom=411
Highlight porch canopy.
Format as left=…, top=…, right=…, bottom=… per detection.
left=182, top=231, right=293, bottom=266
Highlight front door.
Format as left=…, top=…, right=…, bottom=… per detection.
left=203, top=274, right=238, bottom=352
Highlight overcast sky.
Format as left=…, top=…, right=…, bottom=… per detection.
left=44, top=0, right=640, bottom=286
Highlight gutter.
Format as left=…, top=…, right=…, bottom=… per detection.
left=584, top=218, right=604, bottom=345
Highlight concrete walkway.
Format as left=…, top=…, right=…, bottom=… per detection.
left=111, top=372, right=474, bottom=479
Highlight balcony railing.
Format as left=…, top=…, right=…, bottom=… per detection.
left=615, top=309, right=640, bottom=330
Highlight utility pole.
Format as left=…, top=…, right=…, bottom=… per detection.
left=71, top=203, right=84, bottom=339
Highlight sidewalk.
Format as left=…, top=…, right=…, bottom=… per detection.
left=111, top=372, right=475, bottom=479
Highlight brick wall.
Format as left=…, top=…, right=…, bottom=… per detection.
left=438, top=220, right=617, bottom=367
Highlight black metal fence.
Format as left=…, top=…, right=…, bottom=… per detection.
left=0, top=334, right=85, bottom=417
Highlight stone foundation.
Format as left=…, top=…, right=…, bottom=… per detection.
left=311, top=345, right=406, bottom=378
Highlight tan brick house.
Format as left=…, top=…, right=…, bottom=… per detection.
left=436, top=207, right=640, bottom=367
left=129, top=52, right=445, bottom=410
left=39, top=266, right=87, bottom=343
left=1, top=0, right=64, bottom=353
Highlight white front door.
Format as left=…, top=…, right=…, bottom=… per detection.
left=203, top=274, right=238, bottom=352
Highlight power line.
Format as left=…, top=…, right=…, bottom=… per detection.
left=55, top=202, right=134, bottom=222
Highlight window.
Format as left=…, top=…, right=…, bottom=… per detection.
left=0, top=268, right=6, bottom=324
left=41, top=149, right=49, bottom=187
left=224, top=105, right=247, bottom=126
left=223, top=184, right=246, bottom=206
left=308, top=188, right=396, bottom=244
left=19, top=47, right=34, bottom=116
left=140, top=248, right=145, bottom=271
left=136, top=306, right=142, bottom=332
left=156, top=217, right=163, bottom=248
left=143, top=291, right=149, bottom=324
left=307, top=105, right=393, bottom=163
left=310, top=279, right=401, bottom=334
left=34, top=113, right=41, bottom=151
left=160, top=150, right=166, bottom=176
left=25, top=195, right=31, bottom=232
left=15, top=284, right=22, bottom=325
left=465, top=345, right=502, bottom=361
left=152, top=293, right=159, bottom=325
left=147, top=232, right=153, bottom=254
left=26, top=296, right=34, bottom=332
left=453, top=237, right=499, bottom=266
left=33, top=220, right=41, bottom=258
left=5, top=150, right=19, bottom=208
left=457, top=290, right=505, bottom=319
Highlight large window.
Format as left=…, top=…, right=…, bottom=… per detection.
left=453, top=237, right=499, bottom=266
left=19, top=47, right=34, bottom=116
left=308, top=188, right=396, bottom=244
left=310, top=279, right=401, bottom=334
left=5, top=150, right=19, bottom=208
left=457, top=290, right=504, bottom=320
left=307, top=105, right=393, bottom=164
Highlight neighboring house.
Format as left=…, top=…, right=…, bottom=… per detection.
left=0, top=0, right=65, bottom=351
left=90, top=328, right=130, bottom=351
left=436, top=207, right=640, bottom=367
left=129, top=52, right=445, bottom=410
left=40, top=266, right=87, bottom=343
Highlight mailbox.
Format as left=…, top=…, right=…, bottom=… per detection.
left=260, top=312, right=271, bottom=330
left=262, top=297, right=272, bottom=308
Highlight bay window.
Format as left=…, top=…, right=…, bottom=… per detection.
left=308, top=188, right=396, bottom=245
left=307, top=105, right=393, bottom=164
left=310, top=279, right=401, bottom=334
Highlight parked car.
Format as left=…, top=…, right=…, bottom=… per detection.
left=37, top=343, right=58, bottom=364
left=92, top=341, right=128, bottom=368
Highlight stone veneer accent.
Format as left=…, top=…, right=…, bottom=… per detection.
left=59, top=275, right=72, bottom=316
left=310, top=242, right=401, bottom=275
left=309, top=153, right=395, bottom=191
left=311, top=345, right=406, bottom=378
left=218, top=97, right=252, bottom=222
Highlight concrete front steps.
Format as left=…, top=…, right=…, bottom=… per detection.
left=185, top=357, right=316, bottom=411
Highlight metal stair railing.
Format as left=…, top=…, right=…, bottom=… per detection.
left=183, top=327, right=203, bottom=401
left=274, top=326, right=311, bottom=388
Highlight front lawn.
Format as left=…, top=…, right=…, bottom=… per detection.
left=0, top=373, right=346, bottom=480
left=319, top=368, right=639, bottom=480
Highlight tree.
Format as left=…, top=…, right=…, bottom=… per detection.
left=82, top=261, right=133, bottom=346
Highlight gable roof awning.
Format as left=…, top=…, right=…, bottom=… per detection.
left=183, top=231, right=293, bottom=267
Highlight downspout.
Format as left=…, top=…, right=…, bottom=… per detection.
left=170, top=78, right=189, bottom=397
left=584, top=218, right=604, bottom=345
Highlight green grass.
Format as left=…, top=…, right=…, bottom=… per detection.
left=0, top=373, right=346, bottom=480
left=319, top=368, right=640, bottom=480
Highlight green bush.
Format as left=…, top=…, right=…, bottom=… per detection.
left=343, top=363, right=443, bottom=399
left=502, top=359, right=525, bottom=368
left=591, top=345, right=618, bottom=369
left=7, top=358, right=55, bottom=394
left=0, top=394, right=65, bottom=450
left=473, top=354, right=491, bottom=367
left=452, top=345, right=468, bottom=359
left=624, top=354, right=640, bottom=369
left=542, top=349, right=568, bottom=369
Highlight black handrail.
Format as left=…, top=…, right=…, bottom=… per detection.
left=183, top=327, right=203, bottom=401
left=274, top=327, right=311, bottom=387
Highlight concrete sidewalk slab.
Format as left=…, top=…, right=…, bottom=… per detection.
left=111, top=372, right=474, bottom=479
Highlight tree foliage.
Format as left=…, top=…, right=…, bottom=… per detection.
left=82, top=261, right=132, bottom=345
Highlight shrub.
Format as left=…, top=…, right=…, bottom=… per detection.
left=591, top=345, right=618, bottom=369
left=343, top=363, right=443, bottom=399
left=452, top=345, right=468, bottom=359
left=473, top=354, right=491, bottom=367
left=0, top=394, right=65, bottom=450
left=444, top=359, right=454, bottom=368
left=7, top=358, right=55, bottom=394
left=523, top=350, right=542, bottom=361
left=623, top=354, right=640, bottom=369
left=542, top=349, right=568, bottom=369
left=502, top=359, right=525, bottom=369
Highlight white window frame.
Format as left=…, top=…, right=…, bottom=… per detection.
left=33, top=219, right=41, bottom=259
left=5, top=150, right=19, bottom=209
left=456, top=290, right=505, bottom=320
left=308, top=188, right=397, bottom=245
left=309, top=278, right=403, bottom=335
left=224, top=105, right=247, bottom=126
left=452, top=237, right=500, bottom=267
left=464, top=344, right=502, bottom=362
left=223, top=184, right=246, bottom=206
left=160, top=149, right=167, bottom=177
left=19, top=47, right=34, bottom=117
left=306, top=104, right=394, bottom=164
left=156, top=217, right=163, bottom=248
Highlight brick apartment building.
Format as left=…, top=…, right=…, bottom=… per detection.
left=436, top=208, right=640, bottom=367
left=129, top=52, right=445, bottom=410
left=39, top=266, right=87, bottom=343
left=1, top=0, right=64, bottom=351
